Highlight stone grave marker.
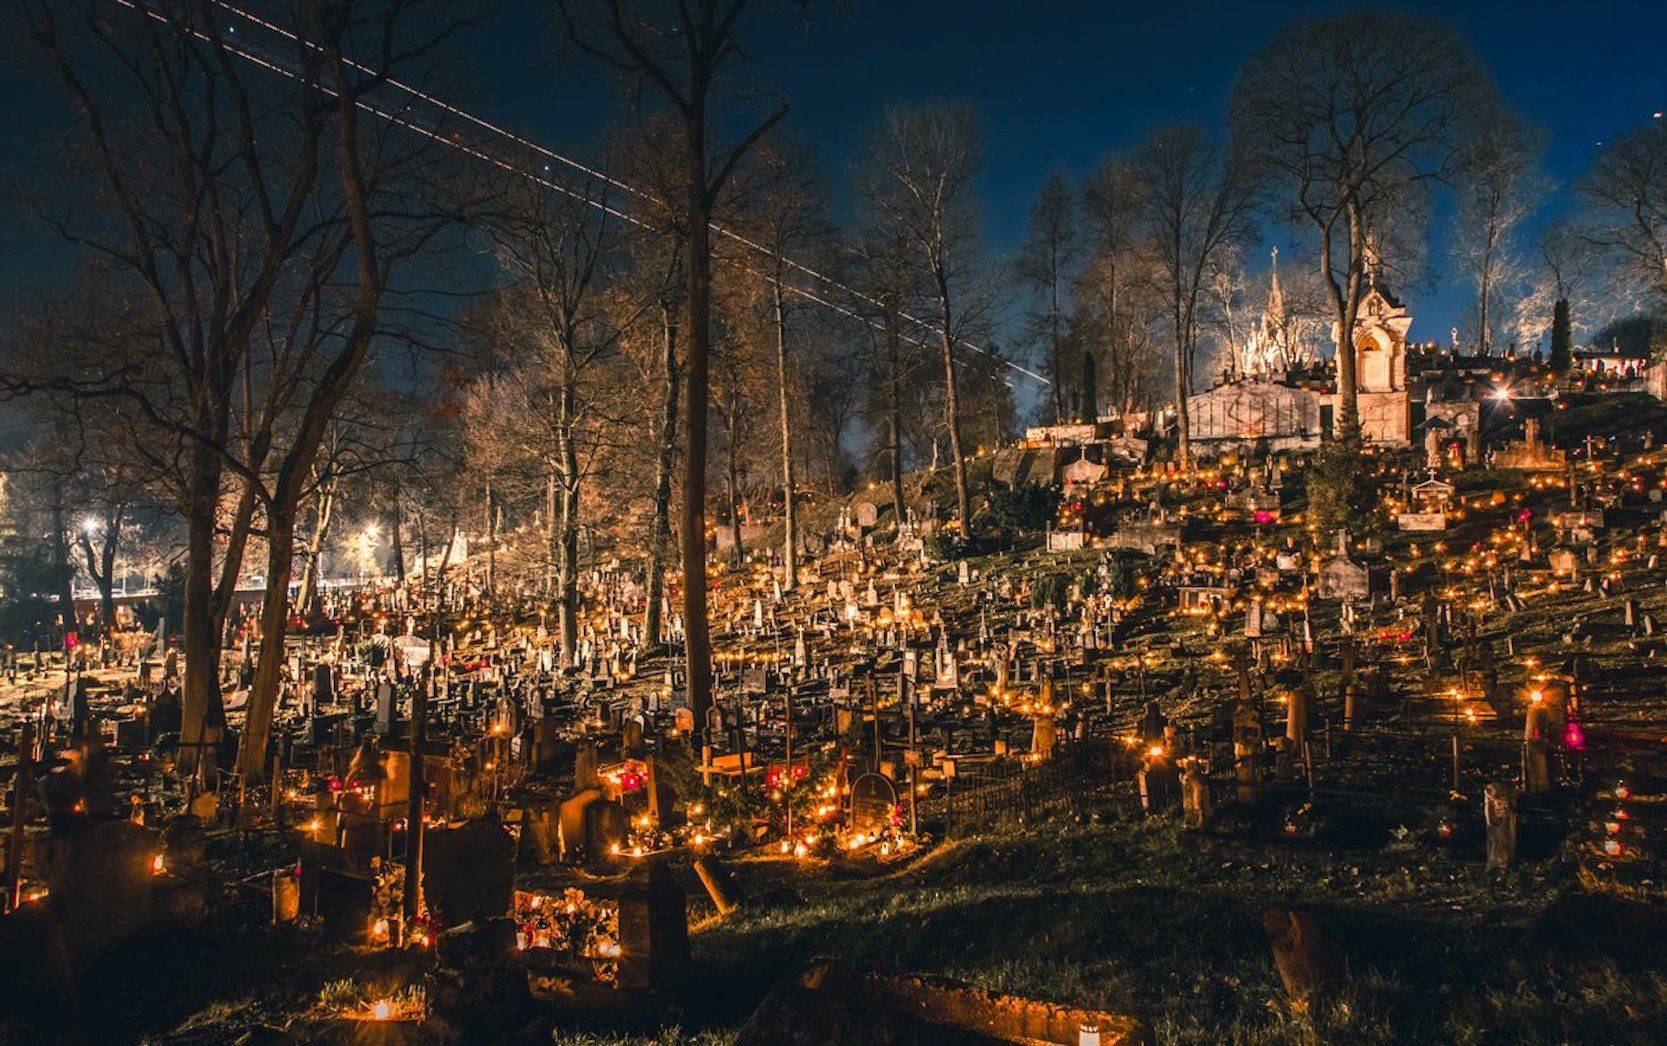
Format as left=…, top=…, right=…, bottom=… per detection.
left=849, top=772, right=898, bottom=836
left=617, top=861, right=692, bottom=992
left=373, top=682, right=395, bottom=735
left=424, top=817, right=516, bottom=925
left=557, top=789, right=602, bottom=860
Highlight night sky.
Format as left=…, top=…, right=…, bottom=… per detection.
left=4, top=0, right=1664, bottom=372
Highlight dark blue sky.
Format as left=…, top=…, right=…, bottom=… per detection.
left=461, top=0, right=1665, bottom=347
left=5, top=0, right=1664, bottom=364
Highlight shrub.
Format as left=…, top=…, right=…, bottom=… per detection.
left=1103, top=552, right=1144, bottom=599
left=983, top=482, right=1061, bottom=533
left=924, top=530, right=972, bottom=563
left=1030, top=572, right=1071, bottom=612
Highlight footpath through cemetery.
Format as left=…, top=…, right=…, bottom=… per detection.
left=5, top=3, right=1667, bottom=1044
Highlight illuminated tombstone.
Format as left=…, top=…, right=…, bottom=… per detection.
left=1339, top=268, right=1414, bottom=446
left=1316, top=532, right=1373, bottom=601
left=337, top=737, right=395, bottom=855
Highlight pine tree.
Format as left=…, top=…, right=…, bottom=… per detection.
left=1308, top=424, right=1379, bottom=538
left=1549, top=298, right=1573, bottom=375
left=1078, top=349, right=1098, bottom=423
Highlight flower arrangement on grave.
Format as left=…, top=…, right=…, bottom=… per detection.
left=512, top=888, right=619, bottom=984
left=624, top=809, right=676, bottom=856
left=366, top=857, right=409, bottom=947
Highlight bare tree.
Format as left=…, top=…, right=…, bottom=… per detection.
left=1229, top=10, right=1499, bottom=430
left=1581, top=120, right=1667, bottom=306
left=850, top=222, right=928, bottom=531
left=1513, top=221, right=1608, bottom=352
left=1016, top=172, right=1078, bottom=422
left=864, top=102, right=985, bottom=530
left=557, top=0, right=788, bottom=731
left=3, top=276, right=160, bottom=639
left=1131, top=124, right=1258, bottom=468
left=739, top=143, right=829, bottom=589
left=480, top=181, right=625, bottom=665
left=18, top=2, right=471, bottom=781
left=1079, top=158, right=1161, bottom=422
left=1453, top=116, right=1546, bottom=355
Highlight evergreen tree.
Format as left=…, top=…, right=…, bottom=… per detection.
left=1307, top=425, right=1379, bottom=538
left=1549, top=297, right=1573, bottom=375
left=0, top=512, right=59, bottom=646
left=1078, top=349, right=1098, bottom=422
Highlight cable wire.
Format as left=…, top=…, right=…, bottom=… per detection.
left=110, top=0, right=1045, bottom=388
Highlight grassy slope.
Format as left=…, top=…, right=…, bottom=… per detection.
left=684, top=821, right=1667, bottom=1045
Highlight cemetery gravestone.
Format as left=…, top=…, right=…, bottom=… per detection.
left=849, top=772, right=899, bottom=836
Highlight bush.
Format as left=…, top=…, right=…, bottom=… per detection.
left=982, top=482, right=1060, bottom=533
left=1030, top=572, right=1071, bottom=612
left=0, top=531, right=62, bottom=646
left=923, top=530, right=973, bottom=563
left=1077, top=571, right=1099, bottom=598
left=1548, top=297, right=1572, bottom=375
left=1103, top=551, right=1144, bottom=599
left=132, top=561, right=185, bottom=634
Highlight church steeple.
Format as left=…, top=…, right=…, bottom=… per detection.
left=1265, top=247, right=1284, bottom=322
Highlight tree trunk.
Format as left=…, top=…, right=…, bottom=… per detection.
left=1478, top=266, right=1491, bottom=356
left=1174, top=303, right=1193, bottom=470
left=390, top=494, right=405, bottom=583
left=1324, top=212, right=1366, bottom=434
left=236, top=505, right=298, bottom=782
left=436, top=515, right=458, bottom=612
left=645, top=306, right=680, bottom=647
left=773, top=283, right=798, bottom=589
left=76, top=506, right=123, bottom=637
left=97, top=509, right=121, bottom=634
left=418, top=510, right=429, bottom=596
left=483, top=483, right=496, bottom=597
left=556, top=383, right=580, bottom=667
left=681, top=137, right=715, bottom=731
left=545, top=467, right=558, bottom=597
left=295, top=481, right=336, bottom=617
left=1050, top=279, right=1064, bottom=424
left=725, top=395, right=744, bottom=571
left=180, top=444, right=226, bottom=785
left=214, top=474, right=263, bottom=632
left=935, top=276, right=971, bottom=530
left=887, top=311, right=906, bottom=533
left=558, top=480, right=579, bottom=667
left=50, top=496, right=77, bottom=641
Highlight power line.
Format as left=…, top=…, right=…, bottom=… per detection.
left=110, top=0, right=1046, bottom=388
left=206, top=0, right=1040, bottom=384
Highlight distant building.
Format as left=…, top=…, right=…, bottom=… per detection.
left=1575, top=342, right=1650, bottom=378
left=1183, top=257, right=1481, bottom=455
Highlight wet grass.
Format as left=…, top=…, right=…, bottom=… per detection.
left=676, top=820, right=1667, bottom=1044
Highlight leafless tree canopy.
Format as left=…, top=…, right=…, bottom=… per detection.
left=1229, top=10, right=1500, bottom=428
left=1582, top=120, right=1667, bottom=307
